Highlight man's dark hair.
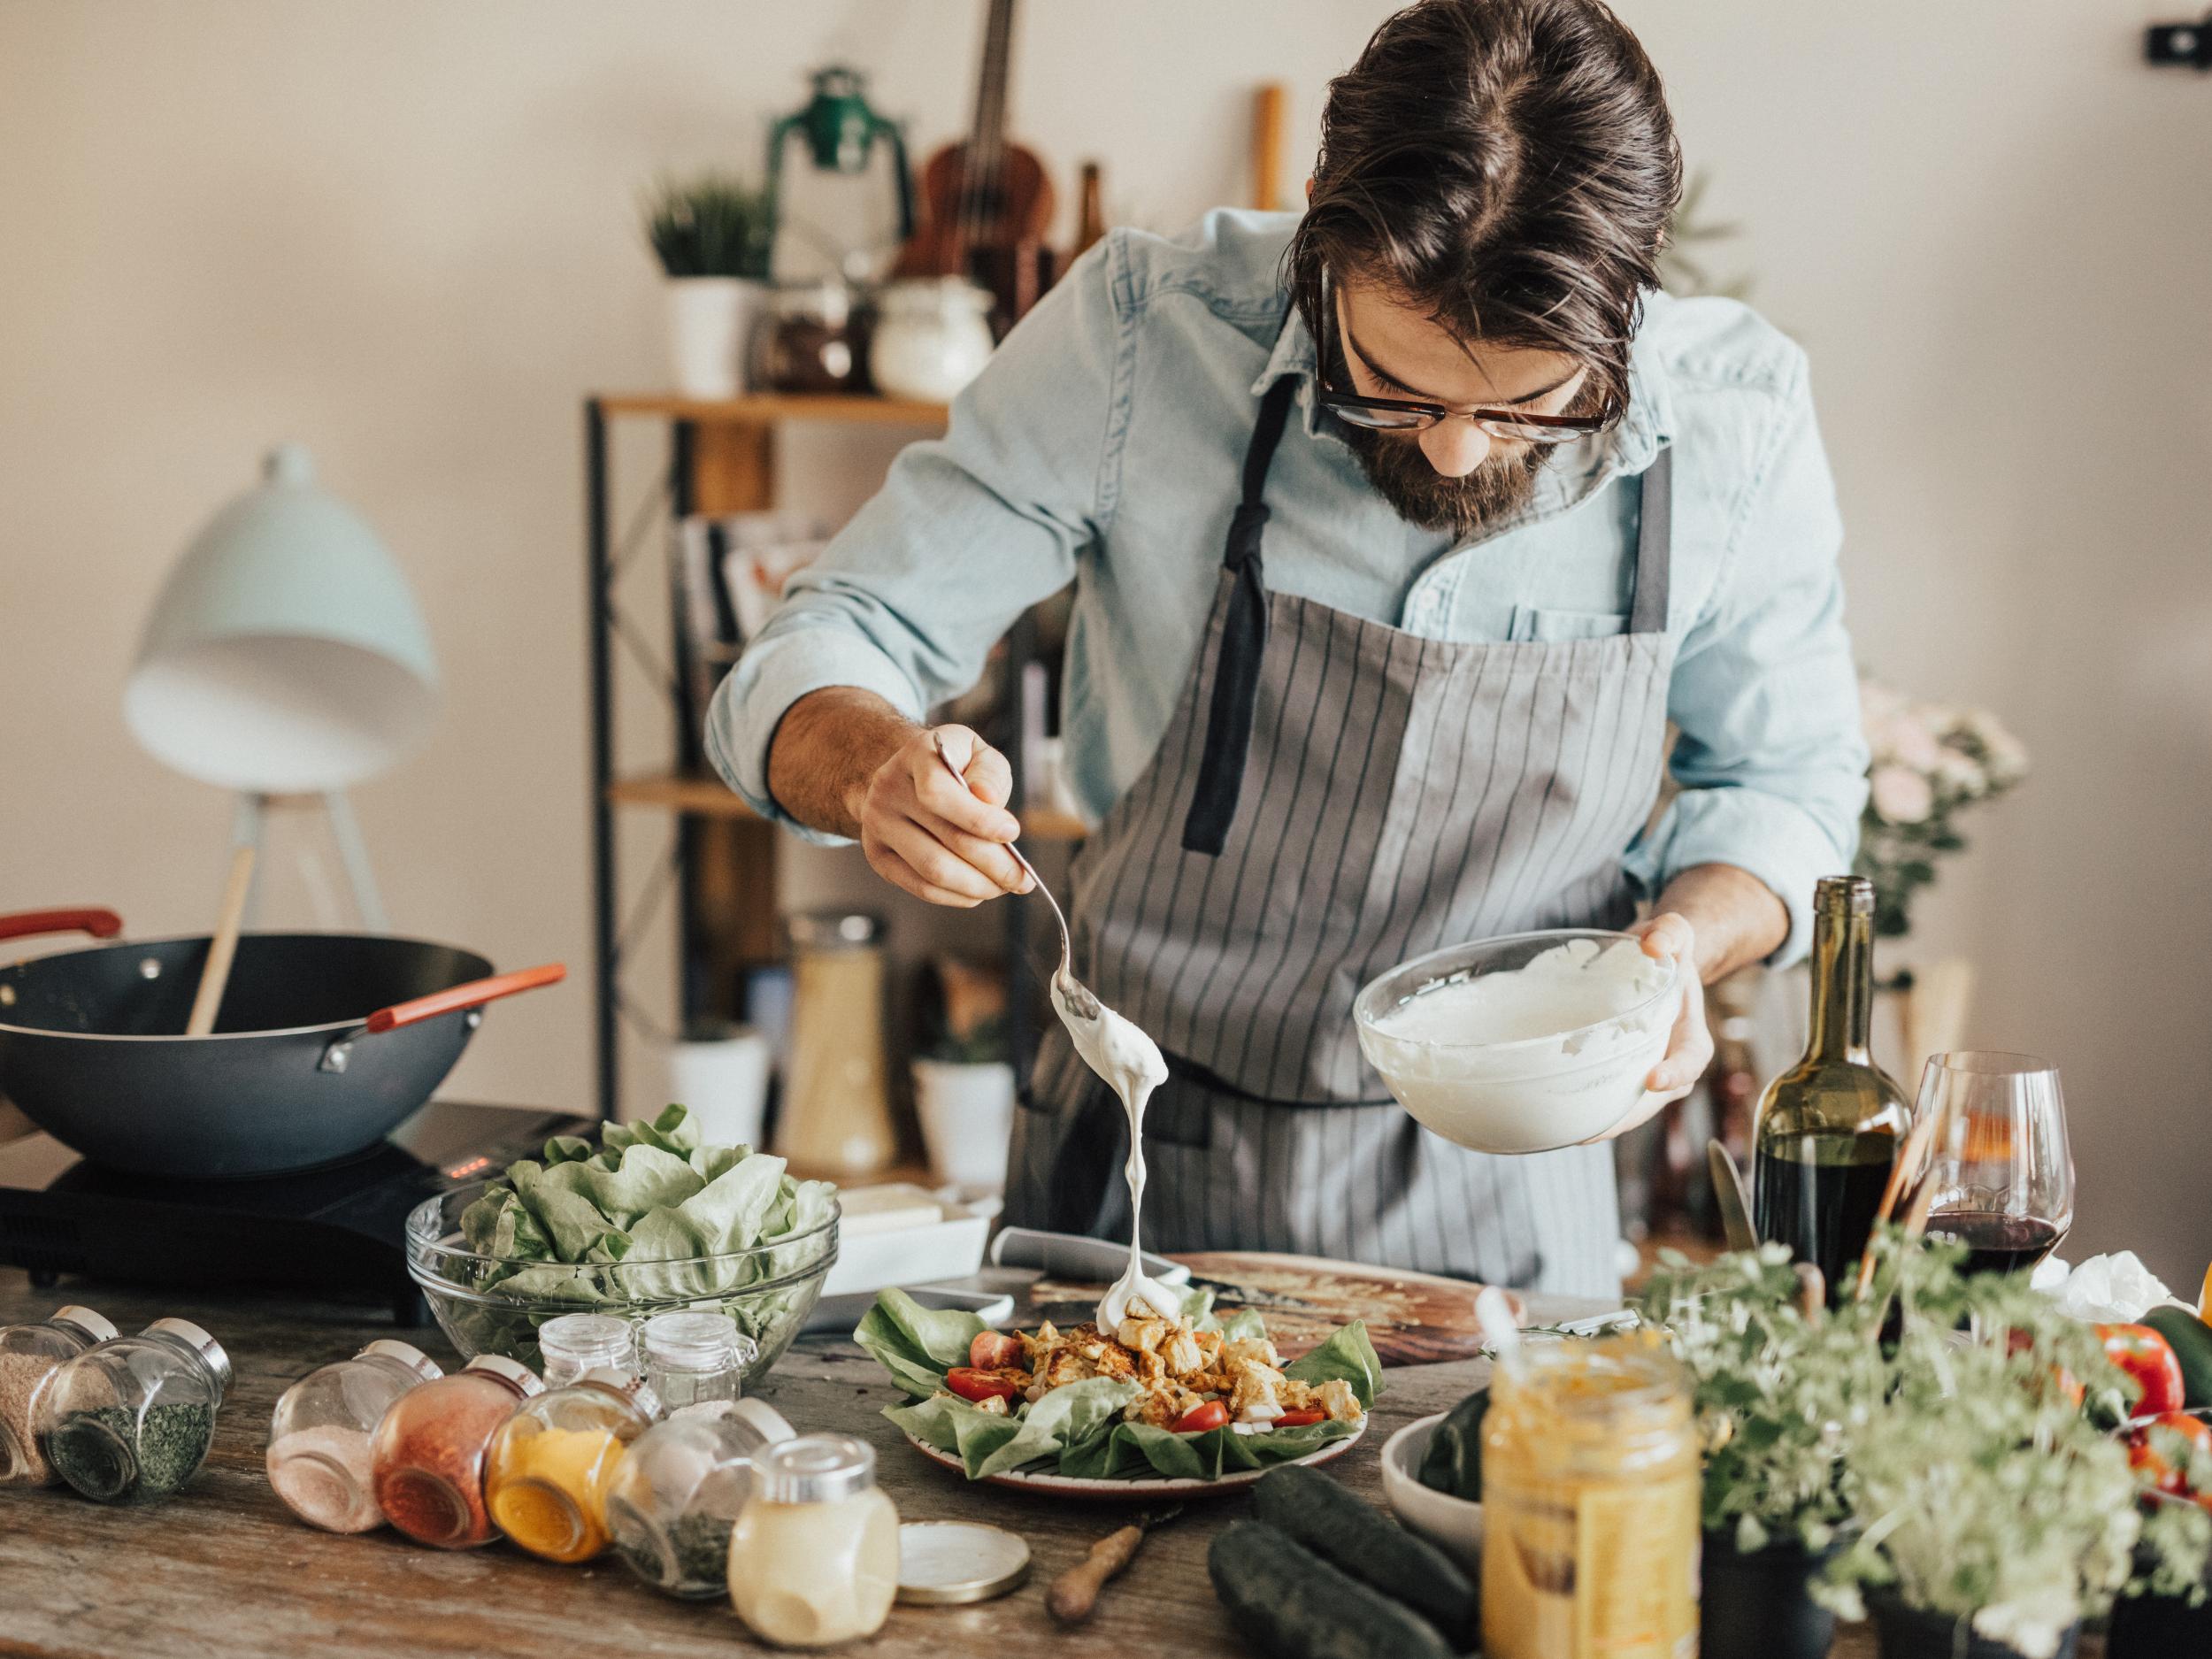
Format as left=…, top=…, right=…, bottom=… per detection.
left=1286, top=0, right=1681, bottom=419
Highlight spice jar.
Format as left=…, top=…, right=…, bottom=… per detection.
left=266, top=1339, right=444, bottom=1532
left=1481, top=1332, right=1701, bottom=1659
left=778, top=911, right=896, bottom=1176
left=607, top=1397, right=795, bottom=1598
left=370, top=1353, right=542, bottom=1548
left=756, top=279, right=864, bottom=395
left=0, top=1305, right=117, bottom=1486
left=484, top=1366, right=659, bottom=1563
left=538, top=1312, right=636, bottom=1388
left=641, top=1310, right=754, bottom=1414
left=728, top=1433, right=900, bottom=1647
left=34, top=1317, right=230, bottom=1504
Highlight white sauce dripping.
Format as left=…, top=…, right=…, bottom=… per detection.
left=1056, top=992, right=1176, bottom=1330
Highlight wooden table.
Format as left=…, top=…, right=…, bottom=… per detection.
left=0, top=1270, right=1901, bottom=1657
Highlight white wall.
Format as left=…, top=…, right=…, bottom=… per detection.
left=2, top=2, right=2206, bottom=1281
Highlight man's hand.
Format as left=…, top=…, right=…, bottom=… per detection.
left=855, top=725, right=1033, bottom=908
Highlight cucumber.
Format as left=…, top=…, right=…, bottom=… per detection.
left=1417, top=1385, right=1488, bottom=1502
left=2144, top=1306, right=2212, bottom=1409
left=1208, top=1520, right=1458, bottom=1659
left=1251, top=1463, right=1479, bottom=1647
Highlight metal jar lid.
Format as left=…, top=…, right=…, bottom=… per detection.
left=787, top=910, right=882, bottom=951
left=896, top=1520, right=1032, bottom=1605
left=361, top=1339, right=443, bottom=1384
left=755, top=1433, right=876, bottom=1503
left=463, top=1353, right=545, bottom=1396
left=145, top=1318, right=231, bottom=1390
left=52, top=1306, right=118, bottom=1344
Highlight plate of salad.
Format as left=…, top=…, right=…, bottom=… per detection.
left=854, top=1286, right=1381, bottom=1494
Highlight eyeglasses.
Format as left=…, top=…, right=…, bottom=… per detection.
left=1312, top=274, right=1614, bottom=444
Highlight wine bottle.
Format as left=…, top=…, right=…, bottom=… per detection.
left=1751, top=876, right=1912, bottom=1301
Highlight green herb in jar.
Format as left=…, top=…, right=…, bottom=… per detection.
left=672, top=1509, right=735, bottom=1591
left=43, top=1403, right=215, bottom=1502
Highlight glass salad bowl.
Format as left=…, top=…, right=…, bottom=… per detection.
left=405, top=1183, right=839, bottom=1387
left=1353, top=928, right=1679, bottom=1155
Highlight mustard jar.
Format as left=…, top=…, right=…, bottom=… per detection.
left=728, top=1433, right=900, bottom=1647
left=267, top=1339, right=444, bottom=1532
left=0, top=1304, right=118, bottom=1486
left=34, top=1317, right=230, bottom=1504
left=484, top=1365, right=660, bottom=1563
left=607, top=1396, right=795, bottom=1598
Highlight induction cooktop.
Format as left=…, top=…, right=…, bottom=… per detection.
left=0, top=1100, right=592, bottom=1324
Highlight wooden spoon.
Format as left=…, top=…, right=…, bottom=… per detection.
left=184, top=845, right=256, bottom=1037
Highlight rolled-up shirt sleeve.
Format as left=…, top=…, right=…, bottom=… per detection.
left=1624, top=355, right=1869, bottom=964
left=704, top=237, right=1124, bottom=841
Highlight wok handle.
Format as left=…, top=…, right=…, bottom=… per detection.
left=0, top=908, right=124, bottom=944
left=363, top=963, right=566, bottom=1034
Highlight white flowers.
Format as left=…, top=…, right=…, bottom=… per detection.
left=1869, top=764, right=1933, bottom=825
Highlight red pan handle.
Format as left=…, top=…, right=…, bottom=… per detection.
left=0, top=908, right=125, bottom=945
left=364, top=963, right=566, bottom=1034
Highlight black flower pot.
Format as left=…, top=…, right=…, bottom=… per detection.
left=1699, top=1528, right=1835, bottom=1659
left=2108, top=1582, right=2212, bottom=1656
left=1869, top=1593, right=2080, bottom=1659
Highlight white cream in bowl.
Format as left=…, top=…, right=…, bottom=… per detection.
left=1356, top=933, right=1677, bottom=1154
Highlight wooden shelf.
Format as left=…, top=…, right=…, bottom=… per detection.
left=608, top=772, right=1088, bottom=841
left=595, top=392, right=949, bottom=428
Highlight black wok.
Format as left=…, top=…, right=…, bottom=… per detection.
left=0, top=908, right=564, bottom=1179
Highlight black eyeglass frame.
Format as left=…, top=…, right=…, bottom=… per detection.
left=1310, top=273, right=1618, bottom=443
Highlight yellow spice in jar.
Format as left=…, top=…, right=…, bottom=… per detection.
left=487, top=1425, right=626, bottom=1562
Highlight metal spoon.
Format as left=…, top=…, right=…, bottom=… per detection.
left=930, top=735, right=1102, bottom=1022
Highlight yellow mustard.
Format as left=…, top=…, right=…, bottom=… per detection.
left=1480, top=1331, right=1699, bottom=1659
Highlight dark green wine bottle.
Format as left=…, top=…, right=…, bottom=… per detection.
left=1751, top=876, right=1912, bottom=1302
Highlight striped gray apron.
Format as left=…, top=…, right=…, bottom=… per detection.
left=1006, top=378, right=1677, bottom=1295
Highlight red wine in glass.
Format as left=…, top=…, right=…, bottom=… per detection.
left=1916, top=1051, right=2073, bottom=1281
left=1926, top=1210, right=2065, bottom=1277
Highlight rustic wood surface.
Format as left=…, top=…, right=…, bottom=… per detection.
left=0, top=1267, right=1968, bottom=1657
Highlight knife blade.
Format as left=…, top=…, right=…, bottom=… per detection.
left=989, top=1226, right=1191, bottom=1286
left=1707, top=1138, right=1758, bottom=1253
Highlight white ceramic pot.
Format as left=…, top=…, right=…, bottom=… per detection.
left=911, top=1059, right=1016, bottom=1195
left=665, top=276, right=764, bottom=399
left=1380, top=1413, right=1484, bottom=1572
left=869, top=278, right=995, bottom=402
left=664, top=1025, right=772, bottom=1148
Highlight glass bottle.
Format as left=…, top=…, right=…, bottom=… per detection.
left=728, top=1434, right=900, bottom=1647
left=538, top=1312, right=635, bottom=1387
left=0, top=1305, right=117, bottom=1486
left=607, top=1397, right=796, bottom=1599
left=370, top=1354, right=542, bottom=1548
left=266, top=1339, right=444, bottom=1532
left=484, top=1367, right=660, bottom=1563
left=641, top=1310, right=754, bottom=1414
left=1481, top=1333, right=1700, bottom=1659
left=779, top=911, right=896, bottom=1176
left=34, top=1317, right=231, bottom=1504
left=1751, top=876, right=1913, bottom=1301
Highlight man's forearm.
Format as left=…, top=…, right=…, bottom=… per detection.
left=1654, top=863, right=1790, bottom=981
left=765, top=687, right=922, bottom=840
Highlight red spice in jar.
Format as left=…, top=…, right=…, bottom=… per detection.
left=368, top=1356, right=541, bottom=1548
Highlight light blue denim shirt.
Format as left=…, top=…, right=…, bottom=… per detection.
left=708, top=210, right=1867, bottom=962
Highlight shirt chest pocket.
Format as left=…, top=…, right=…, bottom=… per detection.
left=1506, top=605, right=1632, bottom=643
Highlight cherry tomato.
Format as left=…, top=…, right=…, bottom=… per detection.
left=946, top=1367, right=1020, bottom=1404
left=968, top=1331, right=1024, bottom=1371
left=1272, top=1408, right=1326, bottom=1428
left=1171, top=1401, right=1229, bottom=1434
left=2098, top=1325, right=2187, bottom=1417
left=2128, top=1414, right=2212, bottom=1497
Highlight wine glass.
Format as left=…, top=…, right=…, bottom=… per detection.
left=1916, top=1050, right=2074, bottom=1276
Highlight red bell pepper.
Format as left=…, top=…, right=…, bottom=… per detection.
left=2099, top=1324, right=2187, bottom=1417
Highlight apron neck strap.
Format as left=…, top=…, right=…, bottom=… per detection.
left=1627, top=445, right=1673, bottom=635
left=1224, top=377, right=1299, bottom=572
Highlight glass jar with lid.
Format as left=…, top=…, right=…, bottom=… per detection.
left=370, top=1353, right=543, bottom=1548
left=728, top=1432, right=900, bottom=1647
left=485, top=1366, right=661, bottom=1563
left=756, top=279, right=865, bottom=395
left=868, top=276, right=995, bottom=403
left=607, top=1396, right=795, bottom=1598
left=1480, top=1331, right=1701, bottom=1659
left=34, top=1317, right=231, bottom=1504
left=779, top=911, right=896, bottom=1176
left=266, top=1339, right=444, bottom=1532
left=641, top=1310, right=755, bottom=1415
left=538, top=1311, right=636, bottom=1388
left=0, top=1305, right=117, bottom=1486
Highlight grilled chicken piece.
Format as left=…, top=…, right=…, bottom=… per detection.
left=1316, top=1378, right=1363, bottom=1422
left=1229, top=1360, right=1289, bottom=1423
left=1222, top=1335, right=1280, bottom=1372
left=1162, top=1327, right=1205, bottom=1376
left=972, top=1393, right=1010, bottom=1417
left=1117, top=1316, right=1171, bottom=1355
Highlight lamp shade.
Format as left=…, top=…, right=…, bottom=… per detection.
left=124, top=444, right=440, bottom=793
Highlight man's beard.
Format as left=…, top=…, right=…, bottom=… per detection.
left=1341, top=425, right=1546, bottom=537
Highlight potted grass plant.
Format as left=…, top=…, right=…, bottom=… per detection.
left=1644, top=1244, right=1891, bottom=1659
left=643, top=173, right=774, bottom=398
left=1814, top=1236, right=2209, bottom=1659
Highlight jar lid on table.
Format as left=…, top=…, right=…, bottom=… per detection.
left=360, top=1339, right=442, bottom=1383
left=146, top=1318, right=231, bottom=1390
left=50, top=1306, right=118, bottom=1344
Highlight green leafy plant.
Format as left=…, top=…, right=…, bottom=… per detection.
left=643, top=173, right=773, bottom=280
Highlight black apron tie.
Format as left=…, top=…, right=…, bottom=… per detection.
left=1182, top=378, right=1297, bottom=854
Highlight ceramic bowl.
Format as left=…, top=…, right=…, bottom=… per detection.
left=1354, top=928, right=1678, bottom=1154
left=1379, top=1411, right=1483, bottom=1572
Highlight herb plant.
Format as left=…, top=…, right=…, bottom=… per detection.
left=644, top=173, right=774, bottom=280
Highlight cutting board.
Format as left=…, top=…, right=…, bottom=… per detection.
left=1024, top=1250, right=1524, bottom=1367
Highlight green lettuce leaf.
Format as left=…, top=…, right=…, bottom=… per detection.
left=1284, top=1320, right=1385, bottom=1409
left=854, top=1286, right=988, bottom=1397
left=676, top=1150, right=787, bottom=1252
left=887, top=1377, right=1140, bottom=1478
left=1056, top=1413, right=1356, bottom=1479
